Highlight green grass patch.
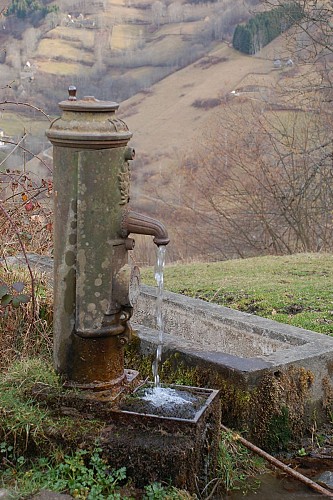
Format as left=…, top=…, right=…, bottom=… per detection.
left=141, top=253, right=333, bottom=334
left=0, top=359, right=103, bottom=457
left=216, top=430, right=266, bottom=494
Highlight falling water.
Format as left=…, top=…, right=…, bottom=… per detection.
left=148, top=246, right=194, bottom=410
left=152, top=245, right=166, bottom=387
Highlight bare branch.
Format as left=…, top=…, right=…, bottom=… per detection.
left=0, top=100, right=52, bottom=121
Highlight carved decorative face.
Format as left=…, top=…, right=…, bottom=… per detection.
left=118, top=161, right=131, bottom=205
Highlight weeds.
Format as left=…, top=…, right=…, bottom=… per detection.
left=0, top=265, right=53, bottom=370
left=143, top=482, right=192, bottom=499
left=31, top=447, right=127, bottom=499
left=0, top=441, right=195, bottom=499
left=216, top=431, right=267, bottom=495
left=0, top=359, right=104, bottom=459
left=0, top=278, right=30, bottom=309
left=1, top=445, right=127, bottom=499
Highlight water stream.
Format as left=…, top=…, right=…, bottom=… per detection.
left=147, top=245, right=195, bottom=409
left=152, top=245, right=166, bottom=388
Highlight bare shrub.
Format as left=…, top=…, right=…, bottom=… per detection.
left=192, top=98, right=221, bottom=109
left=156, top=94, right=333, bottom=262
left=0, top=99, right=53, bottom=366
left=194, top=56, right=228, bottom=69
left=0, top=264, right=53, bottom=370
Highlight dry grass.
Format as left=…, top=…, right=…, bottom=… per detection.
left=111, top=25, right=146, bottom=51
left=36, top=39, right=94, bottom=64
left=38, top=60, right=87, bottom=76
left=0, top=177, right=53, bottom=368
left=47, top=26, right=95, bottom=49
left=0, top=111, right=50, bottom=137
left=0, top=265, right=53, bottom=370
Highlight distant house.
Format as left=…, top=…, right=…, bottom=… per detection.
left=273, top=58, right=294, bottom=69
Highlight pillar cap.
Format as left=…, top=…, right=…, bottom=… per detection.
left=59, top=95, right=120, bottom=113
left=46, top=89, right=132, bottom=149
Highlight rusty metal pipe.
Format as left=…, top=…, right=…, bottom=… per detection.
left=122, top=209, right=170, bottom=246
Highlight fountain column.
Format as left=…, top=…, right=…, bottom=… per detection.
left=46, top=87, right=168, bottom=391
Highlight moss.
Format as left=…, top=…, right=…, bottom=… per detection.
left=322, top=376, right=333, bottom=420
left=248, top=367, right=315, bottom=451
left=126, top=336, right=317, bottom=451
left=0, top=359, right=104, bottom=457
left=125, top=337, right=251, bottom=427
left=125, top=334, right=153, bottom=379
left=266, top=406, right=292, bottom=450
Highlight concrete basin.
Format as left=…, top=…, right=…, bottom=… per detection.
left=133, top=285, right=333, bottom=447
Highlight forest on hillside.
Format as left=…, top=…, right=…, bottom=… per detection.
left=233, top=2, right=304, bottom=54
left=6, top=0, right=58, bottom=19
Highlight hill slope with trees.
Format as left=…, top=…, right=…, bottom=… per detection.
left=233, top=1, right=304, bottom=54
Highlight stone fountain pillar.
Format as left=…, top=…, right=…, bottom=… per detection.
left=46, top=87, right=169, bottom=391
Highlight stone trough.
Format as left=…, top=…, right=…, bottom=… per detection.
left=133, top=285, right=333, bottom=447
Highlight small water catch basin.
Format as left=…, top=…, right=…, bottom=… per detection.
left=102, top=384, right=221, bottom=491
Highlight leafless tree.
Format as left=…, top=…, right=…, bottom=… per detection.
left=159, top=97, right=333, bottom=260
left=151, top=0, right=166, bottom=28
left=167, top=2, right=184, bottom=23
left=158, top=0, right=333, bottom=261
left=264, top=0, right=333, bottom=99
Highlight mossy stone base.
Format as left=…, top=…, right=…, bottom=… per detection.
left=101, top=386, right=221, bottom=492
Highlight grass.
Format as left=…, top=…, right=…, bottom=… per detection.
left=216, top=430, right=266, bottom=495
left=111, top=25, right=146, bottom=51
left=0, top=265, right=53, bottom=370
left=47, top=27, right=95, bottom=49
left=38, top=60, right=85, bottom=76
left=141, top=253, right=333, bottom=334
left=0, top=358, right=198, bottom=499
left=0, top=359, right=104, bottom=456
left=0, top=111, right=50, bottom=137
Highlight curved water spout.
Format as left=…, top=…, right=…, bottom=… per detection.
left=122, top=209, right=170, bottom=246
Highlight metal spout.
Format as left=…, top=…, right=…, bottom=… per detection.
left=123, top=210, right=170, bottom=246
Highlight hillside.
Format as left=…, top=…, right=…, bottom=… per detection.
left=120, top=36, right=292, bottom=203
left=1, top=0, right=330, bottom=265
left=0, top=0, right=293, bottom=183
left=0, top=0, right=260, bottom=171
left=0, top=0, right=257, bottom=108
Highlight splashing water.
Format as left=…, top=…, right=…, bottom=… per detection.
left=152, top=245, right=166, bottom=387
left=141, top=386, right=196, bottom=408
